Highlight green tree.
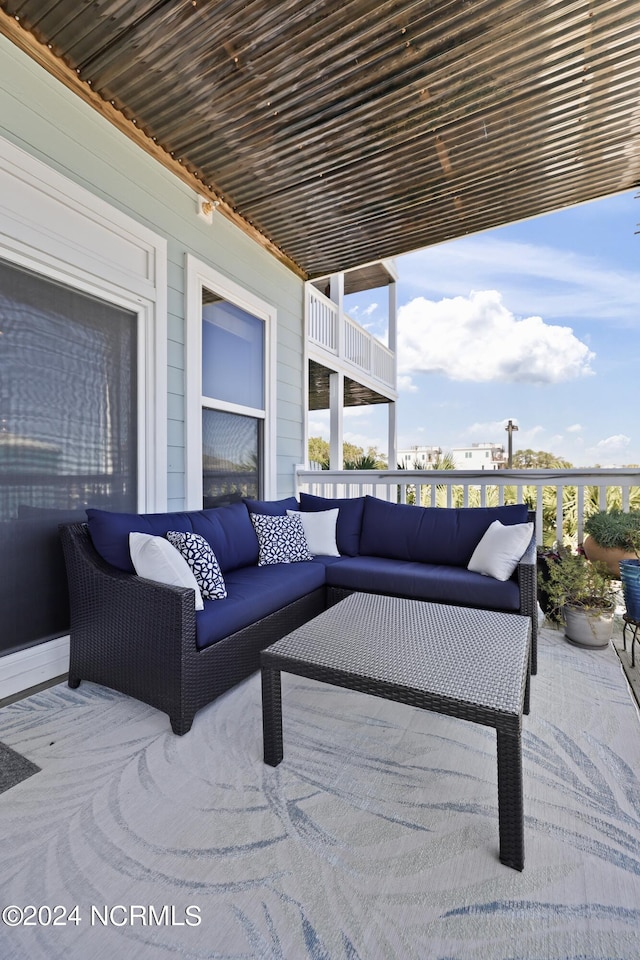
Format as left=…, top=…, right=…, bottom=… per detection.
left=344, top=444, right=387, bottom=470
left=512, top=449, right=573, bottom=469
left=308, top=437, right=386, bottom=470
left=308, top=436, right=330, bottom=468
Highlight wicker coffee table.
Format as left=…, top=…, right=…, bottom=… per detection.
left=261, top=592, right=531, bottom=870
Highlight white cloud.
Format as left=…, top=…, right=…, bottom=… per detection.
left=466, top=420, right=544, bottom=446
left=344, top=407, right=375, bottom=420
left=397, top=290, right=595, bottom=383
left=566, top=423, right=582, bottom=433
left=397, top=374, right=418, bottom=393
left=593, top=434, right=631, bottom=455
left=399, top=234, right=640, bottom=326
left=466, top=419, right=512, bottom=438
left=308, top=414, right=329, bottom=439
left=344, top=431, right=386, bottom=454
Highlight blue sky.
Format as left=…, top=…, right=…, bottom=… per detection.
left=309, top=188, right=640, bottom=467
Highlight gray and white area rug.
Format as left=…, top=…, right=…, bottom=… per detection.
left=1, top=628, right=639, bottom=960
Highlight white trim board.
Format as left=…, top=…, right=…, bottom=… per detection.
left=184, top=253, right=277, bottom=507
left=0, top=636, right=70, bottom=703
left=0, top=134, right=168, bottom=511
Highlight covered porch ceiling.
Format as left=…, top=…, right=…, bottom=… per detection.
left=308, top=359, right=392, bottom=410
left=1, top=0, right=639, bottom=279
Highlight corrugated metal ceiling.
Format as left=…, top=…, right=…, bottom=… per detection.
left=1, top=0, right=639, bottom=278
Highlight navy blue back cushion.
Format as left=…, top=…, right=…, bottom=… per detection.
left=299, top=492, right=364, bottom=556
left=87, top=501, right=260, bottom=574
left=243, top=496, right=298, bottom=516
left=86, top=508, right=192, bottom=572
left=359, top=497, right=529, bottom=567
left=190, top=502, right=259, bottom=572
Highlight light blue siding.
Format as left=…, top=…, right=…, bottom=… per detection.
left=0, top=35, right=306, bottom=507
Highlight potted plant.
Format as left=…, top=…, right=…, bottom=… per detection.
left=583, top=509, right=640, bottom=577
left=540, top=545, right=617, bottom=648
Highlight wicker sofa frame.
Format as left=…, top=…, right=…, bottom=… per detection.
left=60, top=522, right=325, bottom=735
left=59, top=509, right=537, bottom=736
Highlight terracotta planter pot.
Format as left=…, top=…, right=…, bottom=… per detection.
left=582, top=534, right=636, bottom=579
left=563, top=602, right=615, bottom=648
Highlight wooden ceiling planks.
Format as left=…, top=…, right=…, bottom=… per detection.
left=1, top=0, right=639, bottom=277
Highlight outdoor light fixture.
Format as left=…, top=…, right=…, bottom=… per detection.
left=196, top=196, right=220, bottom=223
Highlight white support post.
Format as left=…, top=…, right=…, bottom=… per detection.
left=330, top=272, right=345, bottom=362
left=387, top=277, right=398, bottom=472
left=388, top=401, right=397, bottom=470
left=329, top=371, right=344, bottom=470
left=388, top=277, right=398, bottom=373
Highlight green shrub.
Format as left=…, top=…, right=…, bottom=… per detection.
left=539, top=546, right=617, bottom=623
left=583, top=509, right=640, bottom=550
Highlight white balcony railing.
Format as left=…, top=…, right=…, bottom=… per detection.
left=307, top=286, right=395, bottom=390
left=295, top=467, right=640, bottom=547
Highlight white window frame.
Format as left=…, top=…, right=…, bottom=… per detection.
left=0, top=135, right=167, bottom=700
left=185, top=254, right=276, bottom=508
left=0, top=136, right=167, bottom=511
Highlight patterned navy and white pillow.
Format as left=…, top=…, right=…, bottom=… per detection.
left=250, top=512, right=312, bottom=566
left=166, top=531, right=227, bottom=600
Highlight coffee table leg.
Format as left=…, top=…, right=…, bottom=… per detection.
left=496, top=729, right=524, bottom=871
left=262, top=665, right=283, bottom=766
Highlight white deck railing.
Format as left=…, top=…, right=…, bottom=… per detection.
left=295, top=467, right=640, bottom=547
left=307, top=287, right=395, bottom=390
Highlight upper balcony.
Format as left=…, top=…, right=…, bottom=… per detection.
left=306, top=261, right=398, bottom=405
left=306, top=285, right=396, bottom=396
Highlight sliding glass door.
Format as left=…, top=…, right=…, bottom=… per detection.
left=0, top=257, right=137, bottom=654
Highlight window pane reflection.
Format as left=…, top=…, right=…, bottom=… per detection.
left=202, top=409, right=260, bottom=507
left=202, top=294, right=264, bottom=409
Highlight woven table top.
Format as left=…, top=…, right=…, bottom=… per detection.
left=263, top=593, right=530, bottom=717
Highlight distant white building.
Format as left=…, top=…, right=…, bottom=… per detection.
left=452, top=443, right=506, bottom=471
left=397, top=445, right=442, bottom=469
left=399, top=441, right=507, bottom=470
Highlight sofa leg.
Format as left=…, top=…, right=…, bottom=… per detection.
left=68, top=675, right=81, bottom=689
left=170, top=715, right=193, bottom=736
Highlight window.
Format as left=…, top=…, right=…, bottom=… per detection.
left=0, top=258, right=137, bottom=655
left=185, top=256, right=275, bottom=508
left=201, top=292, right=264, bottom=505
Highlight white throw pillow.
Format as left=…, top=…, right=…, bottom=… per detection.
left=129, top=532, right=204, bottom=610
left=286, top=508, right=339, bottom=557
left=467, top=520, right=534, bottom=581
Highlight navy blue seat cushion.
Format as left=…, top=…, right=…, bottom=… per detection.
left=244, top=496, right=298, bottom=516
left=190, top=502, right=258, bottom=572
left=195, top=561, right=326, bottom=649
left=310, top=554, right=345, bottom=570
left=359, top=497, right=529, bottom=568
left=87, top=508, right=193, bottom=573
left=325, top=556, right=521, bottom=611
left=299, top=492, right=365, bottom=556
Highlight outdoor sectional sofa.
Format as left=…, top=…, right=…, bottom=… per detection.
left=59, top=494, right=537, bottom=735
